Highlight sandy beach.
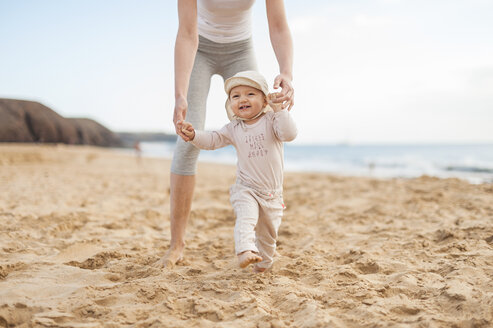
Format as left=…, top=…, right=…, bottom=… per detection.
left=0, top=144, right=492, bottom=327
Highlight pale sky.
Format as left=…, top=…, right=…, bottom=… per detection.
left=1, top=0, right=492, bottom=144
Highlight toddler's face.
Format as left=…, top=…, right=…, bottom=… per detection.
left=229, top=85, right=267, bottom=120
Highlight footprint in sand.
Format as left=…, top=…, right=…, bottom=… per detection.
left=65, top=251, right=125, bottom=270
left=0, top=303, right=44, bottom=327
left=0, top=262, right=27, bottom=280
left=355, top=259, right=380, bottom=274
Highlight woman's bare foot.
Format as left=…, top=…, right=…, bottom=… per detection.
left=238, top=251, right=262, bottom=268
left=154, top=247, right=183, bottom=268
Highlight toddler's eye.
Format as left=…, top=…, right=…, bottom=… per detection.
left=232, top=95, right=239, bottom=99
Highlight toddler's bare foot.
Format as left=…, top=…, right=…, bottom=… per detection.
left=154, top=247, right=183, bottom=268
left=238, top=251, right=262, bottom=268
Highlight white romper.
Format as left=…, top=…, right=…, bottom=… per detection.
left=190, top=110, right=297, bottom=268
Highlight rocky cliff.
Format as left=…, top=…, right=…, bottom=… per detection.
left=0, top=98, right=122, bottom=147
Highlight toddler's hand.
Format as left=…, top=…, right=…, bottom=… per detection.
left=267, top=93, right=284, bottom=112
left=180, top=121, right=195, bottom=141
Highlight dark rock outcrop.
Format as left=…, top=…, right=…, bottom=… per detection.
left=68, top=118, right=122, bottom=147
left=0, top=98, right=121, bottom=147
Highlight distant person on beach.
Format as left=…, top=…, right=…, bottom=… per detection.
left=177, top=71, right=297, bottom=271
left=133, top=141, right=142, bottom=163
left=156, top=0, right=294, bottom=267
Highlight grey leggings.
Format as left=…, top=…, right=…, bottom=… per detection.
left=171, top=35, right=257, bottom=175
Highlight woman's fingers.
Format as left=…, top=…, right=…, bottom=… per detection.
left=178, top=121, right=195, bottom=141
left=282, top=98, right=294, bottom=111
left=182, top=125, right=192, bottom=136
left=174, top=120, right=191, bottom=142
left=272, top=75, right=294, bottom=107
left=287, top=95, right=294, bottom=111
left=270, top=88, right=294, bottom=110
left=173, top=98, right=189, bottom=139
left=273, top=75, right=283, bottom=89
left=277, top=89, right=293, bottom=103
left=175, top=120, right=188, bottom=140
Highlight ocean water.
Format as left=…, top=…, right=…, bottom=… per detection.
left=132, top=142, right=493, bottom=184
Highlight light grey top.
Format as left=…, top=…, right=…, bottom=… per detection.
left=198, top=0, right=256, bottom=43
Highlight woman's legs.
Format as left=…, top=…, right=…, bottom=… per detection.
left=157, top=49, right=213, bottom=267
left=162, top=173, right=195, bottom=265
left=158, top=37, right=258, bottom=267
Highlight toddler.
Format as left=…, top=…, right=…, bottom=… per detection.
left=177, top=71, right=297, bottom=272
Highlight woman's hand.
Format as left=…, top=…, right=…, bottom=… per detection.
left=173, top=97, right=191, bottom=141
left=180, top=121, right=196, bottom=141
left=272, top=74, right=294, bottom=111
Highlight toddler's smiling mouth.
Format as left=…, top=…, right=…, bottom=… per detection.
left=239, top=105, right=251, bottom=110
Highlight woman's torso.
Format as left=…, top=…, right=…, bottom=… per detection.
left=198, top=0, right=256, bottom=43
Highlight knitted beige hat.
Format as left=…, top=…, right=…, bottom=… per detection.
left=224, top=71, right=272, bottom=121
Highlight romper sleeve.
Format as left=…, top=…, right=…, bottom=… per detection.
left=190, top=124, right=233, bottom=150
left=272, top=109, right=298, bottom=142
